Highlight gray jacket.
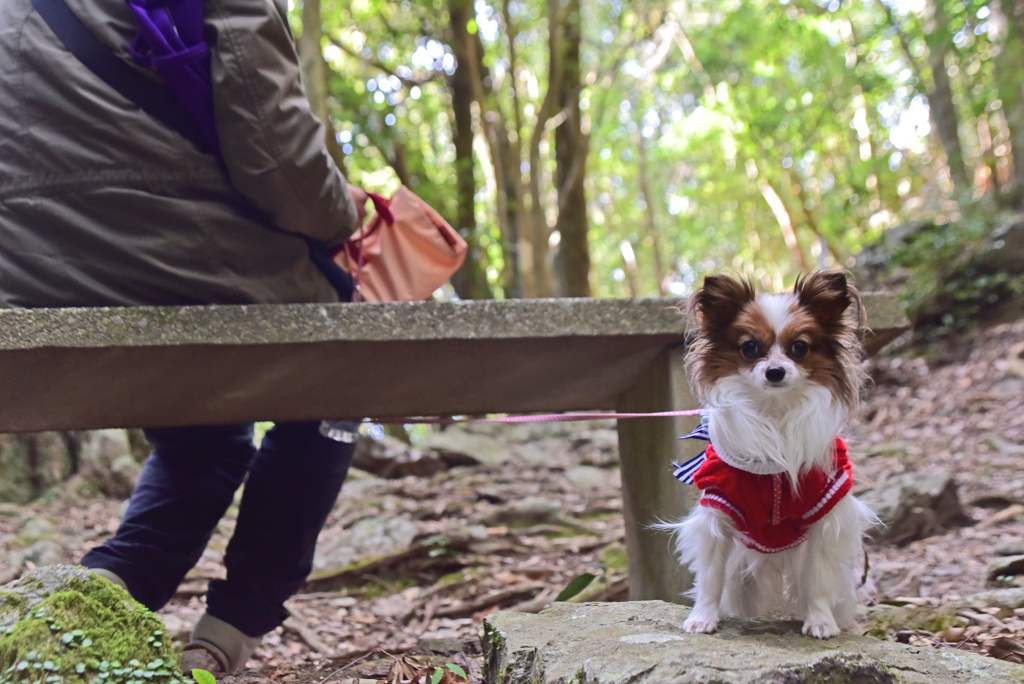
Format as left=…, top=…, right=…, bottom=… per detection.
left=0, top=0, right=357, bottom=306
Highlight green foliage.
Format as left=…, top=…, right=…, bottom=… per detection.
left=422, top=534, right=457, bottom=558
left=430, top=662, right=468, bottom=683
left=600, top=542, right=629, bottom=574
left=301, top=0, right=1024, bottom=300
left=252, top=421, right=274, bottom=446
left=554, top=573, right=596, bottom=602
left=887, top=207, right=1024, bottom=339
left=445, top=663, right=467, bottom=679
left=190, top=670, right=216, bottom=684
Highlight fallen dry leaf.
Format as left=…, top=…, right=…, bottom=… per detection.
left=986, top=636, right=1024, bottom=663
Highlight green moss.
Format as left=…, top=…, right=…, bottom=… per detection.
left=862, top=604, right=965, bottom=640
left=600, top=543, right=629, bottom=574
left=577, top=512, right=617, bottom=523
left=353, top=577, right=418, bottom=600
left=0, top=594, right=27, bottom=614
left=779, top=655, right=895, bottom=684
left=435, top=571, right=468, bottom=587
left=0, top=566, right=187, bottom=684
left=480, top=622, right=507, bottom=684
left=306, top=552, right=389, bottom=581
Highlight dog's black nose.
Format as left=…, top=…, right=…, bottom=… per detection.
left=766, top=367, right=786, bottom=383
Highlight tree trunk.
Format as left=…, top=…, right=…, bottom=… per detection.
left=297, top=0, right=346, bottom=171
left=522, top=0, right=559, bottom=298
left=992, top=0, right=1024, bottom=207
left=501, top=0, right=529, bottom=298
left=553, top=0, right=591, bottom=298
left=636, top=119, right=665, bottom=296
left=786, top=170, right=842, bottom=267
left=878, top=0, right=969, bottom=197
left=923, top=0, right=970, bottom=195
left=620, top=240, right=641, bottom=298
left=759, top=179, right=810, bottom=272
left=461, top=1, right=524, bottom=298
left=447, top=0, right=492, bottom=299
left=387, top=143, right=411, bottom=188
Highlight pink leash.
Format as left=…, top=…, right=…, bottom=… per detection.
left=362, top=410, right=702, bottom=425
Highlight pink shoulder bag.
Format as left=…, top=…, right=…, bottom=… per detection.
left=333, top=186, right=468, bottom=303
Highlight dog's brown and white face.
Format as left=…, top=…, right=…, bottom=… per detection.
left=684, top=271, right=866, bottom=409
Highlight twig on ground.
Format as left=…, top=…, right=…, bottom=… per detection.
left=284, top=615, right=335, bottom=656
left=434, top=582, right=547, bottom=618
left=412, top=594, right=440, bottom=632
left=306, top=647, right=392, bottom=684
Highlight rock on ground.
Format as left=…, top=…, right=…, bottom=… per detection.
left=0, top=433, right=74, bottom=505
left=483, top=601, right=1024, bottom=684
left=868, top=470, right=967, bottom=545
left=0, top=565, right=185, bottom=684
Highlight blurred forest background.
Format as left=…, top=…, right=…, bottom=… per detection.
left=294, top=0, right=1024, bottom=335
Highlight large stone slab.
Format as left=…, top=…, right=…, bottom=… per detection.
left=483, top=601, right=1024, bottom=683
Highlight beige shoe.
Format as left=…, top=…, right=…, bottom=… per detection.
left=183, top=613, right=261, bottom=674
left=89, top=568, right=128, bottom=591
left=180, top=644, right=227, bottom=674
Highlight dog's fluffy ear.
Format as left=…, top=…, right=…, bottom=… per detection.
left=688, top=275, right=756, bottom=336
left=794, top=271, right=858, bottom=332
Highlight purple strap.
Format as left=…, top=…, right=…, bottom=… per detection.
left=124, top=0, right=218, bottom=152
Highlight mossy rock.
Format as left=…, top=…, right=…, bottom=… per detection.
left=862, top=603, right=965, bottom=640
left=0, top=565, right=187, bottom=684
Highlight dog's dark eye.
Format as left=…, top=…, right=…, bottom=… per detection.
left=740, top=341, right=762, bottom=359
left=789, top=340, right=809, bottom=359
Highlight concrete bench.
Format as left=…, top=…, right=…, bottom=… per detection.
left=0, top=295, right=908, bottom=602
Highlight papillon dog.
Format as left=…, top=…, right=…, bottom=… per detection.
left=663, top=270, right=876, bottom=639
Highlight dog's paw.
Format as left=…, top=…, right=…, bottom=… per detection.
left=801, top=618, right=840, bottom=639
left=803, top=599, right=841, bottom=638
left=683, top=612, right=719, bottom=634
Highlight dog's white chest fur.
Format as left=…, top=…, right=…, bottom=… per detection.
left=705, top=380, right=847, bottom=481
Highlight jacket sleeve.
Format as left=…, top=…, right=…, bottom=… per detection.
left=205, top=0, right=357, bottom=248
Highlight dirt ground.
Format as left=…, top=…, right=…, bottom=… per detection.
left=2, top=317, right=1024, bottom=683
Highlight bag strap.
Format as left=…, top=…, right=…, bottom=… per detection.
left=367, top=192, right=394, bottom=224
left=347, top=191, right=391, bottom=302
left=29, top=0, right=215, bottom=156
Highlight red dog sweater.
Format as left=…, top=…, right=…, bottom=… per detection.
left=692, top=438, right=853, bottom=553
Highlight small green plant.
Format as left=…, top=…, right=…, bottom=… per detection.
left=430, top=662, right=468, bottom=683
left=191, top=669, right=216, bottom=684
left=422, top=534, right=456, bottom=559
left=555, top=573, right=596, bottom=602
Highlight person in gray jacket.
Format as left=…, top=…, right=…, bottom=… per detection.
left=0, top=0, right=366, bottom=671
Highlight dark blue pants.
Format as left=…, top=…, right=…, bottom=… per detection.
left=81, top=421, right=353, bottom=637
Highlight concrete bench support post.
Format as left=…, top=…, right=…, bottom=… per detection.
left=616, top=345, right=704, bottom=602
